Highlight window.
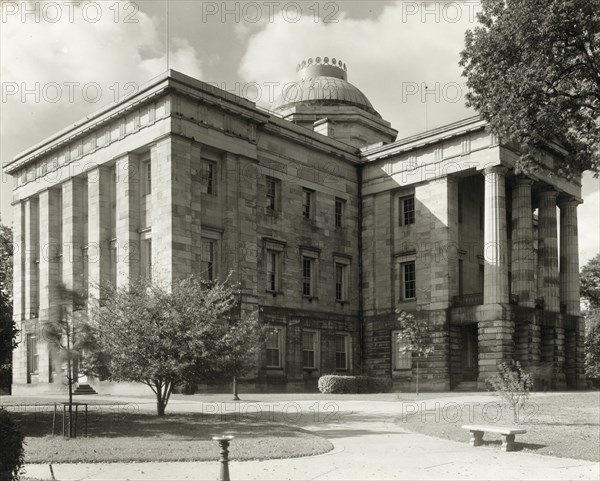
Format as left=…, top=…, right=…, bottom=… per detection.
left=402, top=261, right=416, bottom=300
left=335, top=263, right=346, bottom=301
left=392, top=332, right=412, bottom=370
left=458, top=259, right=464, bottom=296
left=142, top=239, right=152, bottom=281
left=302, top=256, right=313, bottom=296
left=302, top=188, right=313, bottom=220
left=203, top=161, right=216, bottom=195
left=335, top=198, right=345, bottom=227
left=335, top=334, right=349, bottom=371
left=27, top=334, right=38, bottom=376
left=266, top=177, right=279, bottom=211
left=266, top=327, right=283, bottom=368
left=400, top=196, right=415, bottom=226
left=302, top=331, right=317, bottom=369
left=266, top=250, right=279, bottom=292
left=458, top=193, right=463, bottom=224
left=109, top=240, right=118, bottom=287
left=142, top=160, right=152, bottom=195
left=201, top=238, right=216, bottom=281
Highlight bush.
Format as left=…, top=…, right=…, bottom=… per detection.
left=173, top=381, right=198, bottom=395
left=318, top=375, right=392, bottom=394
left=0, top=408, right=25, bottom=481
left=485, top=362, right=533, bottom=424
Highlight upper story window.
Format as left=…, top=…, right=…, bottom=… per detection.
left=201, top=238, right=216, bottom=281
left=141, top=238, right=152, bottom=281
left=27, top=334, right=39, bottom=376
left=335, top=263, right=346, bottom=301
left=335, top=198, right=345, bottom=227
left=401, top=261, right=416, bottom=300
left=302, top=256, right=314, bottom=297
left=266, top=250, right=280, bottom=292
left=302, top=188, right=314, bottom=220
left=144, top=160, right=151, bottom=196
left=202, top=161, right=216, bottom=195
left=266, top=176, right=280, bottom=211
left=400, top=195, right=415, bottom=226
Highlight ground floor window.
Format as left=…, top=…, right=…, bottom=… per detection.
left=392, top=331, right=412, bottom=370
left=266, top=327, right=284, bottom=368
left=335, top=334, right=350, bottom=371
left=27, top=333, right=39, bottom=378
left=302, top=330, right=318, bottom=369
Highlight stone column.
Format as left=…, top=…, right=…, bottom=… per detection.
left=150, top=136, right=194, bottom=284
left=537, top=189, right=560, bottom=312
left=511, top=177, right=535, bottom=307
left=23, top=197, right=39, bottom=320
left=483, top=166, right=509, bottom=304
left=38, top=189, right=62, bottom=383
left=115, top=154, right=140, bottom=287
left=88, top=167, right=112, bottom=301
left=559, top=197, right=581, bottom=316
left=62, top=177, right=86, bottom=296
left=11, top=202, right=26, bottom=385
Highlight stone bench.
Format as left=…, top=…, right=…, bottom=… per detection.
left=462, top=425, right=527, bottom=452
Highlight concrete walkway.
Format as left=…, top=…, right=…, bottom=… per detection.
left=22, top=394, right=600, bottom=481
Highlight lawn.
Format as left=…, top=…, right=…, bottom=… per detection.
left=397, top=392, right=600, bottom=462
left=4, top=406, right=333, bottom=463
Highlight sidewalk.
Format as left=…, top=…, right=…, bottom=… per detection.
left=23, top=394, right=600, bottom=481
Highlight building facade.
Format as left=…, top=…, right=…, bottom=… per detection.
left=4, top=58, right=585, bottom=394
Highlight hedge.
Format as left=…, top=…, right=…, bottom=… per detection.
left=0, top=408, right=25, bottom=481
left=318, top=375, right=392, bottom=394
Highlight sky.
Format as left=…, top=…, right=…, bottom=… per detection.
left=1, top=0, right=598, bottom=266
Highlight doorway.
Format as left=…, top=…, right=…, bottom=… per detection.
left=460, top=324, right=479, bottom=382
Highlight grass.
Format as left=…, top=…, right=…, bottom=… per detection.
left=397, top=391, right=600, bottom=462
left=5, top=408, right=333, bottom=463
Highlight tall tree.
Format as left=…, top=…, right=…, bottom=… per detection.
left=0, top=220, right=17, bottom=393
left=581, top=254, right=600, bottom=379
left=88, top=275, right=262, bottom=415
left=580, top=253, right=600, bottom=309
left=460, top=0, right=600, bottom=177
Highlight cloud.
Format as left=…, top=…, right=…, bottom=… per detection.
left=0, top=1, right=202, bottom=141
left=237, top=1, right=478, bottom=137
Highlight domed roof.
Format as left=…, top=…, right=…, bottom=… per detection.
left=271, top=57, right=380, bottom=117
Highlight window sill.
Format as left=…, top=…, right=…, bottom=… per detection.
left=303, top=295, right=318, bottom=302
left=303, top=367, right=319, bottom=372
left=266, top=366, right=284, bottom=371
left=335, top=299, right=347, bottom=305
left=265, top=208, right=280, bottom=216
left=265, top=289, right=284, bottom=296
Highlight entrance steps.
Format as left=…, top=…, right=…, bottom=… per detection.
left=454, top=381, right=478, bottom=392
left=73, top=384, right=98, bottom=395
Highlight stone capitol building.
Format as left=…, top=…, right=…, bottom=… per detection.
left=4, top=57, right=585, bottom=394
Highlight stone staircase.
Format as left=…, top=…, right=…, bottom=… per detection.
left=453, top=381, right=478, bottom=392
left=73, top=384, right=98, bottom=395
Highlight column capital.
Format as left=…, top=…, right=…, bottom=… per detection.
left=538, top=188, right=559, bottom=200
left=557, top=196, right=582, bottom=208
left=514, top=175, right=534, bottom=186
left=483, top=165, right=509, bottom=176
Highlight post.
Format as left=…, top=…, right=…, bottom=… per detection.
left=213, top=435, right=234, bottom=481
left=232, top=377, right=240, bottom=401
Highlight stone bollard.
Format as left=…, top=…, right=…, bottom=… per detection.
left=213, top=435, right=234, bottom=481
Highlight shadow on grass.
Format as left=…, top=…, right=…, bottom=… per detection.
left=478, top=439, right=547, bottom=451
left=311, top=428, right=408, bottom=439
left=11, top=411, right=315, bottom=440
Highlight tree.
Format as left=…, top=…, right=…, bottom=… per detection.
left=485, top=362, right=533, bottom=424
left=584, top=311, right=600, bottom=380
left=460, top=0, right=600, bottom=177
left=0, top=220, right=17, bottom=393
left=395, top=311, right=434, bottom=396
left=580, top=254, right=600, bottom=309
left=89, top=275, right=261, bottom=416
left=0, top=408, right=25, bottom=481
left=44, top=284, right=92, bottom=437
